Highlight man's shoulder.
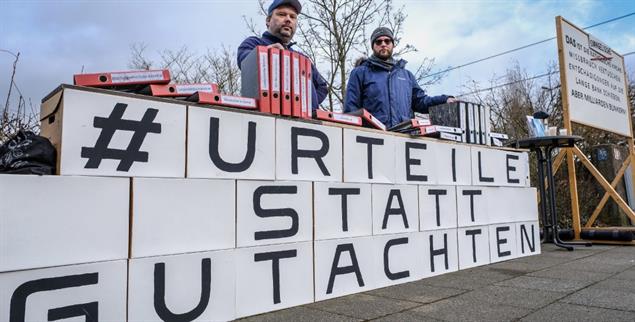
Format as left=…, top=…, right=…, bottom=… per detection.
left=239, top=35, right=266, bottom=48
left=350, top=58, right=370, bottom=74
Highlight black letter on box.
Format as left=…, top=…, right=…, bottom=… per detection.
left=48, top=302, right=98, bottom=322
left=451, top=148, right=457, bottom=182
left=478, top=151, right=495, bottom=182
left=253, top=185, right=299, bottom=240
left=327, top=244, right=364, bottom=294
left=255, top=250, right=298, bottom=304
left=328, top=188, right=361, bottom=232
left=208, top=117, right=256, bottom=172
left=154, top=259, right=211, bottom=322
left=462, top=190, right=482, bottom=222
left=291, top=127, right=330, bottom=176
left=10, top=272, right=99, bottom=322
left=496, top=226, right=512, bottom=257
left=428, top=189, right=448, bottom=226
left=465, top=229, right=482, bottom=263
left=429, top=234, right=449, bottom=272
left=356, top=136, right=384, bottom=179
left=520, top=224, right=536, bottom=253
left=405, top=142, right=427, bottom=182
left=382, top=189, right=409, bottom=229
left=383, top=237, right=410, bottom=280
left=506, top=154, right=520, bottom=184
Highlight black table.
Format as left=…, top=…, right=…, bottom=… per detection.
left=508, top=135, right=592, bottom=251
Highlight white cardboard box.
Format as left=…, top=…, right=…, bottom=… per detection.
left=236, top=180, right=313, bottom=247
left=314, top=182, right=372, bottom=240
left=275, top=119, right=343, bottom=182
left=128, top=249, right=236, bottom=321
left=470, top=147, right=529, bottom=187
left=0, top=260, right=127, bottom=322
left=131, top=178, right=236, bottom=258
left=187, top=106, right=276, bottom=180
left=235, top=242, right=313, bottom=318
left=343, top=128, right=396, bottom=183
left=314, top=236, right=378, bottom=301
left=40, top=87, right=186, bottom=177
left=371, top=184, right=419, bottom=235
left=0, top=174, right=129, bottom=272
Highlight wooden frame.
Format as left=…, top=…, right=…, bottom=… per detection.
left=555, top=16, right=635, bottom=240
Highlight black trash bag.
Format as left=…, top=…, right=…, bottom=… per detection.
left=0, top=131, right=56, bottom=175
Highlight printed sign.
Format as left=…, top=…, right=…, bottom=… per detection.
left=25, top=86, right=543, bottom=319
left=558, top=17, right=630, bottom=136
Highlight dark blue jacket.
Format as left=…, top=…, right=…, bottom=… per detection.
left=237, top=31, right=328, bottom=110
left=344, top=58, right=449, bottom=128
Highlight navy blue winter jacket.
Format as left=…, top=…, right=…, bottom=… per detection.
left=344, top=58, right=450, bottom=128
left=237, top=31, right=328, bottom=110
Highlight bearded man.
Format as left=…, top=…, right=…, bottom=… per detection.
left=237, top=0, right=328, bottom=110
left=344, top=27, right=456, bottom=128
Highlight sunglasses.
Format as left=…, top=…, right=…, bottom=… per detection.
left=374, top=38, right=393, bottom=45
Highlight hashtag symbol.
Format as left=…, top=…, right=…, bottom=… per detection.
left=81, top=103, right=162, bottom=171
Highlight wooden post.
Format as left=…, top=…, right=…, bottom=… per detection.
left=556, top=16, right=582, bottom=239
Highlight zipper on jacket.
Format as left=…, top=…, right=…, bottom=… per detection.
left=387, top=69, right=392, bottom=126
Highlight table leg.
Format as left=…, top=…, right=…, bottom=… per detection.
left=534, top=148, right=551, bottom=243
left=545, top=146, right=592, bottom=250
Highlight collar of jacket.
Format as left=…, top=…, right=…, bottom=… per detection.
left=262, top=31, right=297, bottom=49
left=365, top=56, right=407, bottom=71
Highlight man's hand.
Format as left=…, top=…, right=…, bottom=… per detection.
left=267, top=43, right=285, bottom=50
left=446, top=97, right=458, bottom=103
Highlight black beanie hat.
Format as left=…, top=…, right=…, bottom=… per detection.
left=371, top=27, right=394, bottom=46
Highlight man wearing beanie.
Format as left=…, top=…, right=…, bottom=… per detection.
left=344, top=27, right=456, bottom=128
left=237, top=0, right=328, bottom=110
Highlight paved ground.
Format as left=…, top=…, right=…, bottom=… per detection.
left=239, top=243, right=635, bottom=321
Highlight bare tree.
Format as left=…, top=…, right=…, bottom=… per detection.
left=1, top=49, right=39, bottom=144
left=128, top=43, right=152, bottom=70
left=462, top=62, right=560, bottom=140
left=246, top=0, right=446, bottom=110
left=128, top=43, right=241, bottom=95
left=203, top=46, right=241, bottom=95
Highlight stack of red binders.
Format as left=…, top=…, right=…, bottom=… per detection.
left=74, top=70, right=171, bottom=90
left=241, top=46, right=314, bottom=119
left=73, top=69, right=260, bottom=110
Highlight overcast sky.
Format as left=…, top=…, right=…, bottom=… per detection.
left=1, top=0, right=634, bottom=113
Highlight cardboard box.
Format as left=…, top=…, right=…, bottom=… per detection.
left=0, top=174, right=129, bottom=272
left=40, top=85, right=186, bottom=177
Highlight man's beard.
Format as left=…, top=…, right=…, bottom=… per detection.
left=273, top=25, right=295, bottom=42
left=373, top=48, right=393, bottom=60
